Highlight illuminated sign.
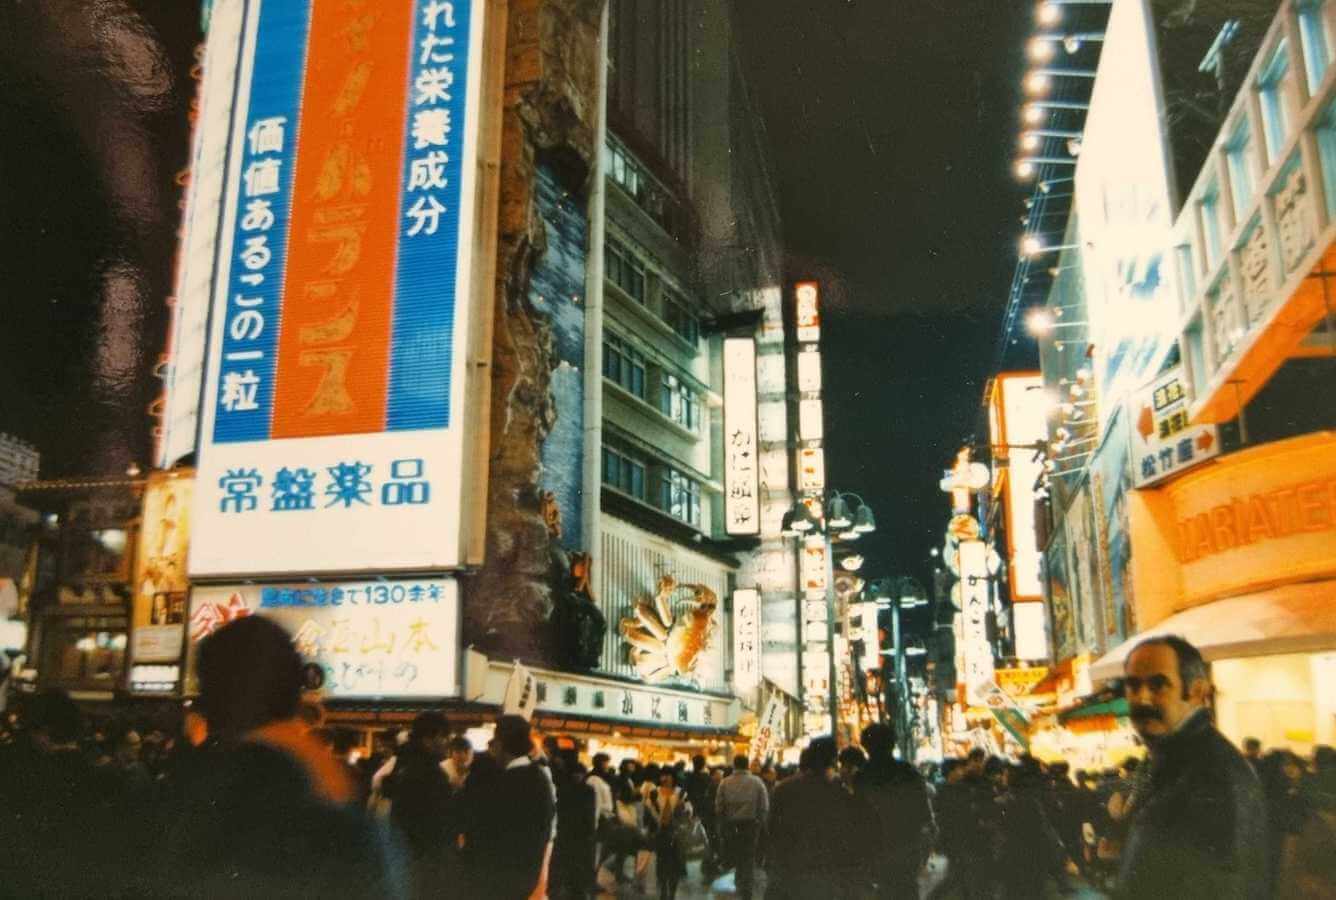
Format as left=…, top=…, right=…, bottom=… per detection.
left=991, top=374, right=1045, bottom=601
left=1129, top=366, right=1219, bottom=488
left=795, top=282, right=820, bottom=343
left=189, top=0, right=492, bottom=577
left=796, top=349, right=822, bottom=393
left=957, top=539, right=994, bottom=705
left=129, top=472, right=193, bottom=683
left=732, top=588, right=761, bottom=696
left=186, top=579, right=460, bottom=699
left=799, top=398, right=824, bottom=441
left=723, top=338, right=760, bottom=535
left=797, top=447, right=825, bottom=496
left=130, top=664, right=181, bottom=694
left=801, top=536, right=828, bottom=597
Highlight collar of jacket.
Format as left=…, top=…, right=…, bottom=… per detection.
left=1147, top=707, right=1214, bottom=771
left=247, top=718, right=356, bottom=806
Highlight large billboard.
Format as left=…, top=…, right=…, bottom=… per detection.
left=990, top=374, right=1045, bottom=603
left=188, top=0, right=494, bottom=577
left=1075, top=0, right=1178, bottom=433
left=186, top=578, right=460, bottom=699
left=723, top=338, right=760, bottom=535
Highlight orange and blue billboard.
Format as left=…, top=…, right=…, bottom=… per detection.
left=189, top=0, right=490, bottom=577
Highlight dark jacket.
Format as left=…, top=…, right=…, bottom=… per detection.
left=1117, top=709, right=1268, bottom=900
left=465, top=759, right=556, bottom=899
left=767, top=772, right=863, bottom=884
left=852, top=755, right=933, bottom=875
left=384, top=744, right=455, bottom=861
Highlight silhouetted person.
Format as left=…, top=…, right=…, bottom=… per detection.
left=384, top=711, right=455, bottom=897
left=716, top=753, right=768, bottom=899
left=853, top=722, right=933, bottom=898
left=766, top=737, right=863, bottom=899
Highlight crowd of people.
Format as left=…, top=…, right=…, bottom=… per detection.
left=2, top=620, right=1334, bottom=899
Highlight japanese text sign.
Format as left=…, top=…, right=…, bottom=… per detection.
left=732, top=588, right=761, bottom=696
left=186, top=579, right=460, bottom=699
left=190, top=0, right=489, bottom=577
left=723, top=338, right=760, bottom=535
left=795, top=282, right=820, bottom=343
left=1129, top=366, right=1219, bottom=487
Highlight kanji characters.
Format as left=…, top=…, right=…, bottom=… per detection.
left=247, top=116, right=287, bottom=155
left=408, top=151, right=449, bottom=192
left=382, top=458, right=431, bottom=505
left=325, top=461, right=372, bottom=508
left=412, top=108, right=451, bottom=149
left=271, top=466, right=316, bottom=511
left=219, top=370, right=260, bottom=412
left=219, top=468, right=262, bottom=513
left=406, top=194, right=446, bottom=236
left=414, top=67, right=454, bottom=106
left=243, top=157, right=282, bottom=197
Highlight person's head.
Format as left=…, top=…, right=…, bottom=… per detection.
left=197, top=615, right=302, bottom=741
left=1119, top=756, right=1140, bottom=778
left=1123, top=635, right=1210, bottom=746
left=619, top=758, right=637, bottom=776
left=733, top=753, right=750, bottom=772
left=659, top=768, right=678, bottom=791
left=116, top=729, right=142, bottom=766
left=941, top=758, right=963, bottom=783
left=760, top=764, right=777, bottom=784
left=860, top=722, right=896, bottom=760
left=984, top=755, right=1006, bottom=784
left=1243, top=737, right=1262, bottom=759
left=492, top=715, right=533, bottom=765
left=1049, top=760, right=1070, bottom=781
left=799, top=736, right=838, bottom=776
left=1315, top=745, right=1336, bottom=774
left=23, top=689, right=85, bottom=749
left=838, top=745, right=866, bottom=780
left=711, top=767, right=724, bottom=785
left=409, top=712, right=450, bottom=758
left=447, top=735, right=473, bottom=769
left=592, top=752, right=610, bottom=774
left=965, top=747, right=986, bottom=776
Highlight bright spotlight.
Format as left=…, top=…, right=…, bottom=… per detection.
left=1028, top=38, right=1055, bottom=62
left=1038, top=3, right=1061, bottom=26
left=1015, top=160, right=1036, bottom=178
left=1021, top=132, right=1041, bottom=151
left=1025, top=308, right=1055, bottom=335
left=1025, top=72, right=1052, bottom=95
left=1024, top=104, right=1045, bottom=125
left=1067, top=138, right=1083, bottom=156
left=1020, top=235, right=1044, bottom=257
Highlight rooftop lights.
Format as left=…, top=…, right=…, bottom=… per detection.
left=1038, top=2, right=1061, bottom=25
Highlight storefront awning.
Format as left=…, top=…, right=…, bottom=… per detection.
left=1091, top=579, right=1336, bottom=683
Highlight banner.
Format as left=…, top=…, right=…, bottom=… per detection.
left=750, top=691, right=787, bottom=763
left=503, top=661, right=538, bottom=720
left=189, top=0, right=491, bottom=577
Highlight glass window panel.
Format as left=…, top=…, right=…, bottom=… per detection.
left=1299, top=2, right=1331, bottom=94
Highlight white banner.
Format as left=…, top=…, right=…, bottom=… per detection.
left=750, top=691, right=787, bottom=762
left=503, top=661, right=538, bottom=720
left=732, top=589, right=761, bottom=698
left=723, top=338, right=760, bottom=535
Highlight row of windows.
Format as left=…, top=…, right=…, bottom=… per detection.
left=603, top=332, right=702, bottom=433
left=604, top=236, right=699, bottom=348
left=601, top=444, right=702, bottom=528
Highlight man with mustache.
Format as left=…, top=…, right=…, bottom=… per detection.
left=1116, top=635, right=1268, bottom=899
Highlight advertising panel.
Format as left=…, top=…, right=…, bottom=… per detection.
left=1128, top=365, right=1220, bottom=488
left=187, top=579, right=460, bottom=699
left=189, top=0, right=492, bottom=577
left=1092, top=409, right=1137, bottom=640
left=1064, top=484, right=1106, bottom=654
left=732, top=588, right=761, bottom=697
left=723, top=338, right=760, bottom=535
left=957, top=539, right=994, bottom=705
left=130, top=472, right=193, bottom=689
left=993, top=374, right=1045, bottom=602
left=801, top=536, right=828, bottom=598
left=1045, top=529, right=1077, bottom=662
left=796, top=348, right=822, bottom=393
left=798, top=398, right=824, bottom=442
left=795, top=282, right=820, bottom=343
left=797, top=447, right=825, bottom=496
left=1074, top=0, right=1179, bottom=431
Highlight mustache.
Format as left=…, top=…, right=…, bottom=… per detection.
left=1129, top=705, right=1163, bottom=722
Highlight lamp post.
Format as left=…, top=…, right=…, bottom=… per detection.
left=782, top=491, right=875, bottom=741
left=869, top=576, right=928, bottom=760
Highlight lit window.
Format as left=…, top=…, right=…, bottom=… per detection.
left=1298, top=1, right=1331, bottom=94
left=660, top=468, right=702, bottom=527
left=659, top=373, right=700, bottom=431
left=603, top=332, right=646, bottom=399
left=1224, top=118, right=1257, bottom=221
left=1199, top=185, right=1224, bottom=271
left=1258, top=42, right=1297, bottom=162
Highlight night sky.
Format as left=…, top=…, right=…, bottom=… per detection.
left=1, top=2, right=1040, bottom=635
left=734, top=1, right=1038, bottom=625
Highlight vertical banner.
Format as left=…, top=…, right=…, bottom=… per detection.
left=190, top=0, right=490, bottom=577
left=795, top=282, right=820, bottom=343
left=732, top=588, right=760, bottom=697
left=723, top=338, right=760, bottom=535
left=957, top=540, right=995, bottom=706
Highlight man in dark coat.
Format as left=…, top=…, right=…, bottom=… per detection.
left=466, top=715, right=556, bottom=899
left=550, top=749, right=597, bottom=900
left=1116, top=635, right=1268, bottom=900
left=766, top=736, right=864, bottom=899
left=384, top=711, right=455, bottom=897
left=852, top=722, right=933, bottom=898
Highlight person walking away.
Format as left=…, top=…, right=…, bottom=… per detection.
left=383, top=712, right=455, bottom=897
left=837, top=745, right=867, bottom=795
left=162, top=616, right=403, bottom=897
left=646, top=768, right=694, bottom=900
left=550, top=749, right=597, bottom=900
left=1116, top=635, right=1267, bottom=899
left=684, top=754, right=718, bottom=877
left=1258, top=749, right=1311, bottom=896
left=716, top=753, right=769, bottom=899
left=766, top=737, right=863, bottom=899
left=1243, top=737, right=1263, bottom=771
left=852, top=722, right=933, bottom=898
left=996, top=756, right=1076, bottom=898
left=465, top=715, right=556, bottom=899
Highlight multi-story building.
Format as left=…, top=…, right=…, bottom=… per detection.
left=1014, top=0, right=1336, bottom=758
left=0, top=435, right=39, bottom=488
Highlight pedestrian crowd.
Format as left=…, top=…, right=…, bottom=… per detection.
left=1, top=620, right=1334, bottom=899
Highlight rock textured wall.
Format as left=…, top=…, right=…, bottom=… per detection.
left=461, top=0, right=604, bottom=663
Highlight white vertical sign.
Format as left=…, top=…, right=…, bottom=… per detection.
left=732, top=588, right=761, bottom=697
left=958, top=540, right=995, bottom=705
left=723, top=338, right=760, bottom=535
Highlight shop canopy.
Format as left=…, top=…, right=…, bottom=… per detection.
left=1090, top=579, right=1336, bottom=683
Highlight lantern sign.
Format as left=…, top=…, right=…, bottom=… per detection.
left=940, top=448, right=989, bottom=515
left=801, top=536, right=828, bottom=598
left=795, top=282, right=820, bottom=343
left=723, top=338, right=760, bottom=535
left=957, top=540, right=995, bottom=705
left=797, top=447, right=826, bottom=496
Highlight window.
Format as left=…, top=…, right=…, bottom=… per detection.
left=659, top=372, right=700, bottom=431
left=602, top=445, right=646, bottom=500
left=660, top=468, right=702, bottom=527
left=1318, top=98, right=1336, bottom=219
left=605, top=237, right=646, bottom=303
left=606, top=141, right=643, bottom=201
left=661, top=288, right=699, bottom=345
left=603, top=332, right=646, bottom=398
left=1258, top=43, right=1297, bottom=161
left=1224, top=118, right=1257, bottom=221
left=1175, top=243, right=1198, bottom=312
left=1199, top=185, right=1224, bottom=271
left=1299, top=1, right=1331, bottom=94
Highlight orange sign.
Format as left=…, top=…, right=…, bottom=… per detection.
left=1177, top=476, right=1336, bottom=562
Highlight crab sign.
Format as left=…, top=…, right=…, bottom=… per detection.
left=620, top=575, right=718, bottom=684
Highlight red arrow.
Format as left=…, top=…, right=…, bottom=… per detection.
left=1136, top=405, right=1155, bottom=441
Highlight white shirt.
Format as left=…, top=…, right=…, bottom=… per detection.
left=587, top=772, right=614, bottom=821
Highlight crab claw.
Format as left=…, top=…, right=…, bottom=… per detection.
left=635, top=601, right=669, bottom=640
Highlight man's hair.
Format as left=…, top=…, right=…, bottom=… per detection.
left=410, top=711, right=450, bottom=743
left=660, top=768, right=678, bottom=785
left=494, top=715, right=533, bottom=758
left=733, top=753, right=750, bottom=771
left=800, top=736, right=838, bottom=773
left=197, top=615, right=302, bottom=739
left=860, top=722, right=895, bottom=759
left=592, top=752, right=610, bottom=769
left=447, top=735, right=472, bottom=754
left=1243, top=737, right=1261, bottom=751
left=966, top=747, right=986, bottom=763
left=1127, top=634, right=1209, bottom=699
left=692, top=754, right=706, bottom=770
left=838, top=746, right=867, bottom=769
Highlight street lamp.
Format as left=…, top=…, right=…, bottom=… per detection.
left=870, top=576, right=928, bottom=760
left=784, top=491, right=875, bottom=742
